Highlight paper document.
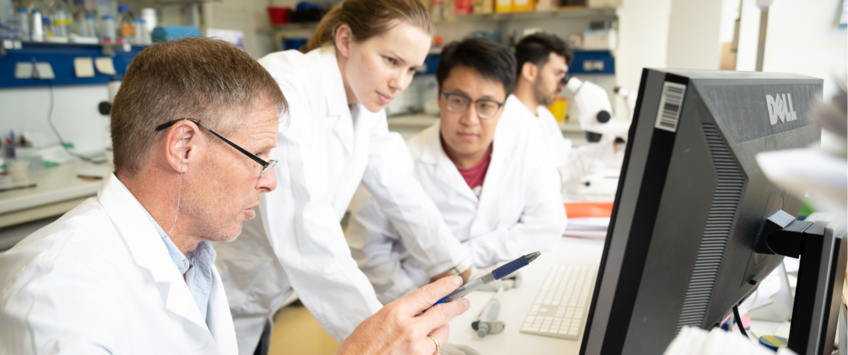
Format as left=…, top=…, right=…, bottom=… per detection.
left=95, top=57, right=116, bottom=75
left=74, top=57, right=95, bottom=78
left=566, top=217, right=609, bottom=231
left=563, top=217, right=609, bottom=240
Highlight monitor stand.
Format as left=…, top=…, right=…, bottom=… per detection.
left=760, top=210, right=847, bottom=355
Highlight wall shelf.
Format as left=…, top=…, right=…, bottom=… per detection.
left=0, top=42, right=145, bottom=88
left=259, top=6, right=616, bottom=34
left=433, top=6, right=616, bottom=24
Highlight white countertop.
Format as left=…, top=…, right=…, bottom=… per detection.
left=448, top=237, right=605, bottom=354
left=0, top=161, right=111, bottom=215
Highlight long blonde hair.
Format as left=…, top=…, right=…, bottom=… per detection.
left=301, top=0, right=433, bottom=53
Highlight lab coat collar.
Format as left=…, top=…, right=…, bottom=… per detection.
left=506, top=94, right=537, bottom=119
left=316, top=46, right=355, bottom=154
left=96, top=175, right=212, bottom=334
left=418, top=122, right=485, bottom=202
left=418, top=116, right=518, bottom=202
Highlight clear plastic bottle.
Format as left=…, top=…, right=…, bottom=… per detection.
left=100, top=14, right=113, bottom=43
left=82, top=13, right=95, bottom=37
left=49, top=0, right=71, bottom=40
left=41, top=15, right=51, bottom=39
left=16, top=7, right=28, bottom=41
left=28, top=0, right=46, bottom=42
left=115, top=4, right=132, bottom=44
left=71, top=0, right=85, bottom=35
left=133, top=17, right=145, bottom=45
left=30, top=10, right=43, bottom=41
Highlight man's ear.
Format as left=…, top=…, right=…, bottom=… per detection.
left=335, top=24, right=353, bottom=58
left=163, top=120, right=202, bottom=174
left=520, top=62, right=538, bottom=83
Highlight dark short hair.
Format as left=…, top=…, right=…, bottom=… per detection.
left=111, top=37, right=287, bottom=177
left=514, top=32, right=573, bottom=78
left=435, top=37, right=516, bottom=97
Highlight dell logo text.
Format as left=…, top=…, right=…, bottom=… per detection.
left=766, top=93, right=797, bottom=125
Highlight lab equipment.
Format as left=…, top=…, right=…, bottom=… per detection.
left=30, top=9, right=43, bottom=41
left=152, top=25, right=199, bottom=42
left=564, top=77, right=629, bottom=142
left=115, top=5, right=132, bottom=44
left=16, top=8, right=28, bottom=41
left=433, top=252, right=540, bottom=306
left=82, top=13, right=95, bottom=37
left=520, top=265, right=596, bottom=340
left=49, top=0, right=70, bottom=41
left=613, top=86, right=637, bottom=120
left=471, top=286, right=505, bottom=338
left=582, top=69, right=844, bottom=355
left=140, top=8, right=155, bottom=33
left=132, top=17, right=143, bottom=44
left=100, top=14, right=113, bottom=43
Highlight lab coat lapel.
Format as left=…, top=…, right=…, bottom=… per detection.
left=420, top=123, right=479, bottom=202
left=319, top=46, right=354, bottom=155
left=477, top=116, right=514, bottom=204
left=97, top=175, right=211, bottom=333
left=207, top=267, right=239, bottom=354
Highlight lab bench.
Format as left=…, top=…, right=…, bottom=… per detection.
left=0, top=161, right=111, bottom=251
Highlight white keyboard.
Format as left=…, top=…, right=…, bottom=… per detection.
left=520, top=265, right=597, bottom=340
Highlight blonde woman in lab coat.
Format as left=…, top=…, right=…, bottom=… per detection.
left=347, top=38, right=568, bottom=304
left=213, top=0, right=473, bottom=353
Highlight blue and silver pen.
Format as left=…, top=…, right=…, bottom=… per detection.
left=432, top=251, right=541, bottom=307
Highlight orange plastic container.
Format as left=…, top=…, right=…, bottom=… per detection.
left=564, top=201, right=614, bottom=218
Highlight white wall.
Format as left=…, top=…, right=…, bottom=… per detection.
left=666, top=0, right=723, bottom=70
left=613, top=0, right=671, bottom=119
left=762, top=0, right=847, bottom=99
left=736, top=0, right=763, bottom=71
left=0, top=85, right=112, bottom=154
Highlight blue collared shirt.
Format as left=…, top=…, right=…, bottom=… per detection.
left=126, top=187, right=217, bottom=325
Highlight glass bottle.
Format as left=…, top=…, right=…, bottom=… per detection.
left=100, top=13, right=113, bottom=43
left=49, top=0, right=71, bottom=40
left=28, top=0, right=46, bottom=42
left=16, top=7, right=28, bottom=40
left=115, top=4, right=132, bottom=44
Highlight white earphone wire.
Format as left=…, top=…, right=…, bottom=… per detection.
left=167, top=118, right=186, bottom=237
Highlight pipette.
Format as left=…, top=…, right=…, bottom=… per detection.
left=471, top=286, right=505, bottom=338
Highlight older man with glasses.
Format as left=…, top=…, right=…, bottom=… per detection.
left=0, top=37, right=469, bottom=355
left=346, top=37, right=567, bottom=305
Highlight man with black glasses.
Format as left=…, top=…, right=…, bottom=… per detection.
left=0, top=37, right=469, bottom=355
left=346, top=37, right=567, bottom=304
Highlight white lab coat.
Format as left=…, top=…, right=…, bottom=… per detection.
left=214, top=46, right=468, bottom=351
left=503, top=94, right=616, bottom=185
left=0, top=174, right=237, bottom=355
left=346, top=117, right=568, bottom=304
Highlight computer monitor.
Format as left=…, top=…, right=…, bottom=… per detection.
left=579, top=69, right=840, bottom=355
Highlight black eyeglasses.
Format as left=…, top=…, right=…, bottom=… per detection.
left=155, top=118, right=277, bottom=176
left=441, top=91, right=505, bottom=119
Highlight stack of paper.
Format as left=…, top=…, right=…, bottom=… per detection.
left=563, top=217, right=609, bottom=240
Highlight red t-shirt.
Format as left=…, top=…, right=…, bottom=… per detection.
left=456, top=145, right=493, bottom=197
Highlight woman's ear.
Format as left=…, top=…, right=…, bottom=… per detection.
left=335, top=24, right=353, bottom=58
left=164, top=121, right=201, bottom=174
